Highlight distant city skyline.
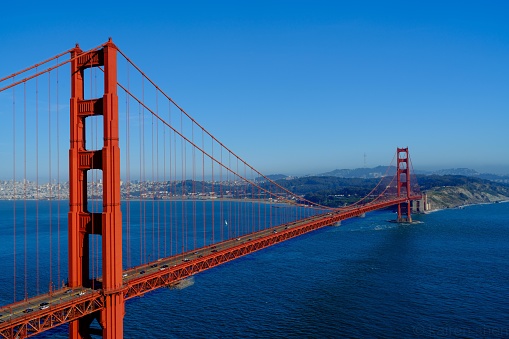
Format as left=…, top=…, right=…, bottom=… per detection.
left=1, top=1, right=508, bottom=177
left=1, top=161, right=507, bottom=185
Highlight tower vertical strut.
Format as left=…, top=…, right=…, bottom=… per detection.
left=396, top=147, right=412, bottom=223
left=68, top=39, right=123, bottom=339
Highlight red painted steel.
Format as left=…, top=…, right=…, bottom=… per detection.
left=0, top=292, right=104, bottom=339
left=68, top=39, right=123, bottom=339
left=122, top=196, right=419, bottom=299
left=0, top=197, right=421, bottom=338
left=99, top=39, right=124, bottom=339
left=0, top=39, right=424, bottom=339
left=396, top=147, right=412, bottom=222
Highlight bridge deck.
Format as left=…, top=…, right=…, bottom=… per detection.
left=0, top=196, right=420, bottom=339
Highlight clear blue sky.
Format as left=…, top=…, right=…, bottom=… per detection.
left=1, top=0, right=508, bottom=176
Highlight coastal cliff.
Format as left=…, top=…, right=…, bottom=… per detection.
left=425, top=182, right=509, bottom=210
left=266, top=173, right=509, bottom=210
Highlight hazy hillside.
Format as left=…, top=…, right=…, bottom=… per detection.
left=420, top=175, right=509, bottom=210
left=318, top=166, right=509, bottom=183
left=272, top=174, right=509, bottom=209
left=319, top=166, right=396, bottom=179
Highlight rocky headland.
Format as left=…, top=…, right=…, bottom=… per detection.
left=425, top=181, right=509, bottom=211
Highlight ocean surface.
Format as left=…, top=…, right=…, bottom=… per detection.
left=4, top=202, right=509, bottom=338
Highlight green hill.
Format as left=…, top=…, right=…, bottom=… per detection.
left=272, top=174, right=509, bottom=209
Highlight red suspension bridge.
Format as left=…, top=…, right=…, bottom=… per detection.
left=0, top=39, right=422, bottom=339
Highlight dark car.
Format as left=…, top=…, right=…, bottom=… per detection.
left=23, top=308, right=33, bottom=313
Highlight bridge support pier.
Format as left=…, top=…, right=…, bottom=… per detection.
left=397, top=202, right=412, bottom=223
left=101, top=294, right=125, bottom=338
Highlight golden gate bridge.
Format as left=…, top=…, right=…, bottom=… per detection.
left=0, top=39, right=422, bottom=338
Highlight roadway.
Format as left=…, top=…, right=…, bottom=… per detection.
left=0, top=206, right=336, bottom=329
left=121, top=208, right=336, bottom=287
left=0, top=196, right=420, bottom=338
left=0, top=287, right=92, bottom=322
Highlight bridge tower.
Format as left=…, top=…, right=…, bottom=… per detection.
left=396, top=147, right=412, bottom=222
left=68, top=39, right=123, bottom=338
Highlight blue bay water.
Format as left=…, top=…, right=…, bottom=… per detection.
left=4, top=202, right=509, bottom=338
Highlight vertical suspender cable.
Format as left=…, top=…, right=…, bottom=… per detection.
left=180, top=111, right=185, bottom=253
left=56, top=58, right=61, bottom=288
left=48, top=71, right=53, bottom=291
left=251, top=168, right=254, bottom=234
left=12, top=78, right=16, bottom=302
left=236, top=158, right=240, bottom=237
left=163, top=99, right=167, bottom=258
left=168, top=103, right=175, bottom=255
left=175, top=122, right=178, bottom=253
left=35, top=68, right=40, bottom=293
left=139, top=101, right=143, bottom=266
left=256, top=169, right=260, bottom=232
left=173, top=113, right=177, bottom=255
left=192, top=124, right=196, bottom=250
left=211, top=140, right=214, bottom=245
left=151, top=91, right=155, bottom=262
left=228, top=152, right=232, bottom=239
left=219, top=147, right=223, bottom=241
left=142, top=78, right=146, bottom=264
left=184, top=119, right=188, bottom=252
left=125, top=62, right=130, bottom=268
left=23, top=82, right=27, bottom=300
left=162, top=98, right=166, bottom=258
left=138, top=81, right=142, bottom=264
left=173, top=106, right=177, bottom=253
left=156, top=90, right=160, bottom=260
left=245, top=165, right=248, bottom=234
left=201, top=128, right=207, bottom=246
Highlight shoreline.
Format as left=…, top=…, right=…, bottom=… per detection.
left=425, top=199, right=509, bottom=214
